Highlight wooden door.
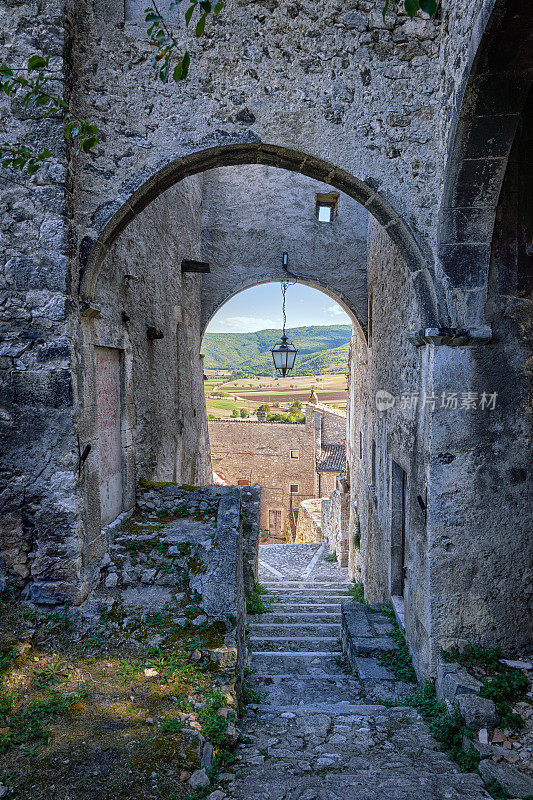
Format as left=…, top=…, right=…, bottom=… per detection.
left=268, top=510, right=282, bottom=541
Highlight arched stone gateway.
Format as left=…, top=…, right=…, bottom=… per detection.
left=438, top=0, right=533, bottom=326
left=0, top=0, right=531, bottom=682
left=79, top=142, right=444, bottom=330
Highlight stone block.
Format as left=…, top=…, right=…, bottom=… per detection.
left=479, top=760, right=533, bottom=799
left=436, top=660, right=482, bottom=705
left=189, top=768, right=210, bottom=790
left=457, top=694, right=499, bottom=730
left=11, top=370, right=73, bottom=409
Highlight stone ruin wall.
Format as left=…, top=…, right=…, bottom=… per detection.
left=208, top=417, right=317, bottom=540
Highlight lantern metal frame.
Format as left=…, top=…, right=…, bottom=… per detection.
left=271, top=274, right=298, bottom=377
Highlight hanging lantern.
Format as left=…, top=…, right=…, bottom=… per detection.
left=271, top=334, right=298, bottom=377
left=271, top=274, right=298, bottom=377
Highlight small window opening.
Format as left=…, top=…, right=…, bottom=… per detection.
left=316, top=192, right=339, bottom=222
left=290, top=484, right=299, bottom=493
left=238, top=479, right=250, bottom=486
left=290, top=450, right=300, bottom=460
left=371, top=440, right=376, bottom=485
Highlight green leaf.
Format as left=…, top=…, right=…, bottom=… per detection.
left=27, top=55, right=48, bottom=71
left=173, top=63, right=184, bottom=81
left=214, top=1, right=224, bottom=13
left=195, top=12, right=206, bottom=35
left=199, top=1, right=212, bottom=11
left=81, top=135, right=99, bottom=152
left=419, top=0, right=437, bottom=14
left=404, top=0, right=420, bottom=16
left=0, top=66, right=13, bottom=77
left=185, top=4, right=195, bottom=26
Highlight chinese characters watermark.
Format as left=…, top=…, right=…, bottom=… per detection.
left=375, top=390, right=498, bottom=412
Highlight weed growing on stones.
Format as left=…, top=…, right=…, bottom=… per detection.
left=245, top=581, right=271, bottom=615
left=324, top=552, right=338, bottom=563
left=344, top=580, right=365, bottom=602
left=377, top=603, right=417, bottom=683
left=442, top=643, right=528, bottom=730
left=484, top=777, right=510, bottom=799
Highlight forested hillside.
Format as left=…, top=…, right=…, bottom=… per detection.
left=203, top=325, right=351, bottom=376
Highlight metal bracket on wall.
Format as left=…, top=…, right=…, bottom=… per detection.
left=77, top=435, right=91, bottom=476
left=416, top=488, right=428, bottom=524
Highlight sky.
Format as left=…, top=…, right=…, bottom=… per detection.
left=206, top=283, right=352, bottom=333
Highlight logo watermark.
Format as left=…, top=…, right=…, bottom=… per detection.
left=375, top=391, right=498, bottom=411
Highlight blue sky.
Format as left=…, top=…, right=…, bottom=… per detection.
left=206, top=283, right=352, bottom=333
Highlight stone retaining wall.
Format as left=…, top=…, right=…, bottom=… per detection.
left=84, top=483, right=259, bottom=711
left=294, top=499, right=323, bottom=544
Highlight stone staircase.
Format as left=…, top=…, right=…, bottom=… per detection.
left=247, top=576, right=361, bottom=706
left=222, top=545, right=491, bottom=800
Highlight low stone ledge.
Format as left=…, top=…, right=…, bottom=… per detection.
left=479, top=760, right=533, bottom=799
left=436, top=658, right=482, bottom=705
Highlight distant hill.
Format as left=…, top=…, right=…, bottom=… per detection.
left=202, top=325, right=351, bottom=376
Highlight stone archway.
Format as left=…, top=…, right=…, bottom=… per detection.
left=437, top=0, right=533, bottom=327
left=79, top=143, right=444, bottom=330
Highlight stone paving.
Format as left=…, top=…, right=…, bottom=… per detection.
left=219, top=544, right=491, bottom=800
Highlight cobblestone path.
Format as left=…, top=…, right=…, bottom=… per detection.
left=222, top=544, right=490, bottom=800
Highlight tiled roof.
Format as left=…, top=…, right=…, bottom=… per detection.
left=316, top=443, right=346, bottom=473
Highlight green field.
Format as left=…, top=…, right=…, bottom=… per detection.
left=205, top=374, right=347, bottom=419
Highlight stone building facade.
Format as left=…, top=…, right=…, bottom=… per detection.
left=0, top=0, right=531, bottom=675
left=208, top=403, right=346, bottom=541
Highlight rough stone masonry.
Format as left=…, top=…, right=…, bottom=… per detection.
left=0, top=0, right=531, bottom=681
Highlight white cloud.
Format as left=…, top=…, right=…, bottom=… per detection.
left=220, top=316, right=275, bottom=331
left=325, top=303, right=350, bottom=319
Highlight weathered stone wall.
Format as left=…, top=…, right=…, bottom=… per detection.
left=347, top=219, right=431, bottom=674
left=78, top=176, right=209, bottom=554
left=200, top=166, right=368, bottom=332
left=426, top=84, right=533, bottom=657
left=322, top=488, right=351, bottom=567
left=208, top=417, right=317, bottom=539
left=0, top=0, right=81, bottom=605
left=294, top=498, right=323, bottom=544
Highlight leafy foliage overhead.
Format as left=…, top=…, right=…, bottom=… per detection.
left=0, top=55, right=100, bottom=174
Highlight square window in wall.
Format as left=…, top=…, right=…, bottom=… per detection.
left=238, top=479, right=250, bottom=486
left=290, top=450, right=300, bottom=460
left=290, top=484, right=299, bottom=493
left=316, top=192, right=339, bottom=222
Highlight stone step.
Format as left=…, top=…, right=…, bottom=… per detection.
left=248, top=674, right=360, bottom=706
left=267, top=597, right=345, bottom=605
left=267, top=603, right=342, bottom=613
left=265, top=588, right=348, bottom=595
left=249, top=635, right=341, bottom=653
left=261, top=582, right=351, bottom=590
left=248, top=652, right=345, bottom=675
left=250, top=623, right=341, bottom=637
left=249, top=612, right=340, bottom=624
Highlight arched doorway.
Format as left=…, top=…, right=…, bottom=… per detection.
left=202, top=281, right=352, bottom=545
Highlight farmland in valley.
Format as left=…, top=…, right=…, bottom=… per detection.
left=204, top=373, right=347, bottom=419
